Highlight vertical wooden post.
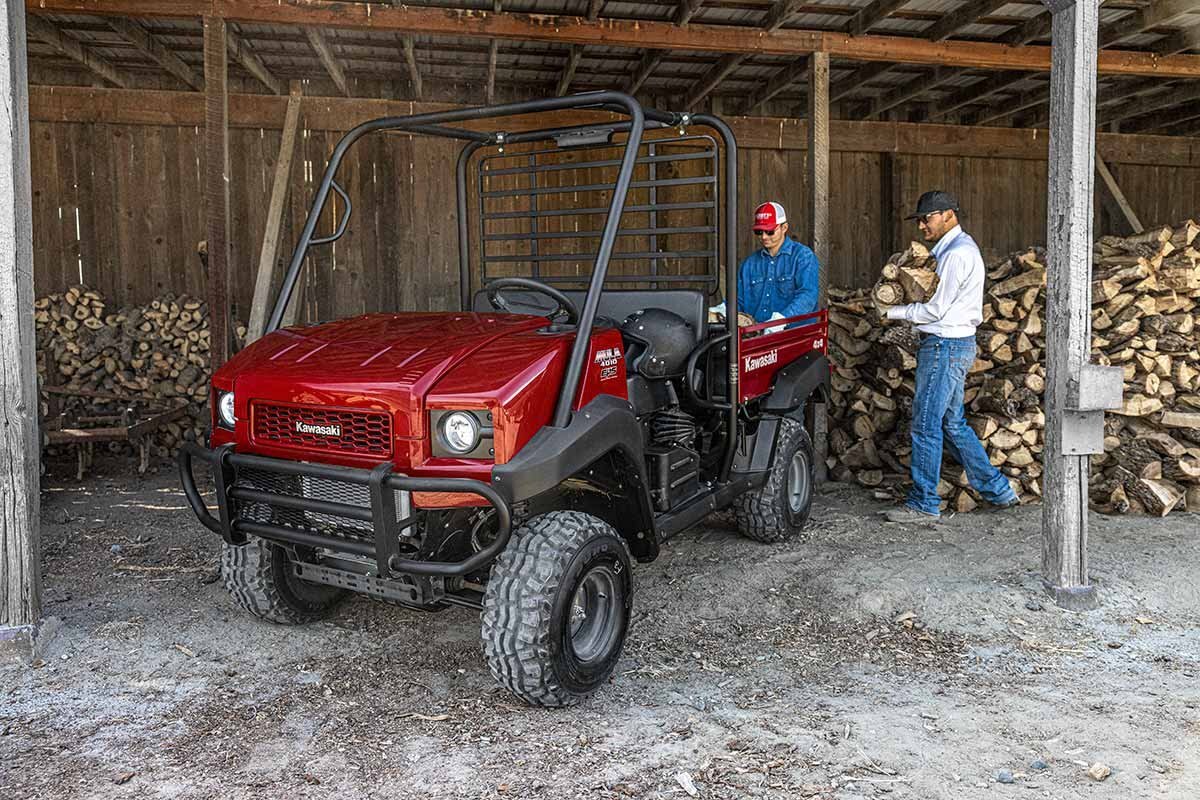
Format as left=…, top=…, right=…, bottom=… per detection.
left=1041, top=0, right=1100, bottom=610
left=0, top=2, right=43, bottom=659
left=247, top=82, right=303, bottom=342
left=204, top=16, right=231, bottom=369
left=808, top=50, right=830, bottom=482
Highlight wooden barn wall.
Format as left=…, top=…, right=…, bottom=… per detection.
left=29, top=119, right=1200, bottom=321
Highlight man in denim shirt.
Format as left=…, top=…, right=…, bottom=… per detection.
left=711, top=202, right=819, bottom=327
left=882, top=191, right=1019, bottom=524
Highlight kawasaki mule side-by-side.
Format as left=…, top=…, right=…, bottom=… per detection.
left=180, top=92, right=830, bottom=706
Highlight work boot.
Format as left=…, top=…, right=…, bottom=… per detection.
left=882, top=506, right=940, bottom=525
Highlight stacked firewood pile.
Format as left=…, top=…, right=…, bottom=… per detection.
left=826, top=220, right=1200, bottom=516
left=34, top=285, right=245, bottom=458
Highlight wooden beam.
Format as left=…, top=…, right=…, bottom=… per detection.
left=204, top=17, right=231, bottom=370
left=556, top=45, right=582, bottom=96
left=24, top=14, right=128, bottom=88
left=847, top=0, right=911, bottom=37
left=0, top=1, right=43, bottom=657
left=1124, top=95, right=1200, bottom=132
left=1094, top=152, right=1143, bottom=234
left=1102, top=0, right=1196, bottom=48
left=675, top=0, right=705, bottom=26
left=764, top=0, right=806, bottom=32
left=107, top=18, right=202, bottom=90
left=865, top=66, right=956, bottom=119
left=1004, top=11, right=1053, bottom=46
left=625, top=50, right=664, bottom=94
left=744, top=57, right=809, bottom=113
left=486, top=39, right=499, bottom=103
left=926, top=70, right=1026, bottom=120
left=29, top=85, right=1200, bottom=167
left=24, top=1, right=1200, bottom=77
left=248, top=84, right=302, bottom=343
left=829, top=62, right=894, bottom=104
left=684, top=53, right=745, bottom=109
left=1041, top=0, right=1100, bottom=611
left=401, top=35, right=421, bottom=99
left=1154, top=19, right=1200, bottom=56
left=226, top=25, right=283, bottom=95
left=587, top=0, right=605, bottom=22
left=304, top=28, right=349, bottom=97
left=1100, top=79, right=1200, bottom=125
left=923, top=0, right=1011, bottom=43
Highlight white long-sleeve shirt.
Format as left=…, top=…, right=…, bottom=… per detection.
left=885, top=225, right=984, bottom=338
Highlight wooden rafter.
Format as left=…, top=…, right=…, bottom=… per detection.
left=226, top=25, right=282, bottom=95
left=304, top=28, right=349, bottom=96
left=23, top=1, right=1200, bottom=78
left=1125, top=97, right=1200, bottom=133
left=107, top=18, right=202, bottom=90
left=926, top=70, right=1024, bottom=121
left=1103, top=80, right=1200, bottom=127
left=486, top=0, right=501, bottom=103
left=556, top=45, right=582, bottom=96
left=586, top=0, right=604, bottom=22
left=675, top=0, right=705, bottom=26
left=25, top=15, right=128, bottom=88
left=625, top=50, right=664, bottom=94
left=974, top=89, right=1046, bottom=127
left=764, top=0, right=806, bottom=32
left=923, top=0, right=1011, bottom=43
left=401, top=35, right=422, bottom=99
left=684, top=53, right=744, bottom=109
left=828, top=62, right=893, bottom=104
left=1102, top=0, right=1197, bottom=48
left=1153, top=16, right=1200, bottom=55
left=1002, top=11, right=1053, bottom=46
left=744, top=58, right=809, bottom=113
left=864, top=66, right=956, bottom=119
left=846, top=0, right=910, bottom=38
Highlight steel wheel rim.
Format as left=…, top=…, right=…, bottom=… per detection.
left=567, top=566, right=621, bottom=663
left=787, top=449, right=810, bottom=514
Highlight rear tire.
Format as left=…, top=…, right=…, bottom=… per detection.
left=734, top=417, right=815, bottom=543
left=221, top=537, right=347, bottom=624
left=481, top=511, right=633, bottom=707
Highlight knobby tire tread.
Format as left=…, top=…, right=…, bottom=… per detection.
left=734, top=417, right=813, bottom=543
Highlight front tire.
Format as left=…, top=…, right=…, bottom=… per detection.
left=734, top=417, right=815, bottom=542
left=221, top=538, right=347, bottom=624
left=481, top=511, right=633, bottom=707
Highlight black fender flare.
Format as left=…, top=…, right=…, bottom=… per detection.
left=490, top=394, right=657, bottom=556
left=761, top=352, right=831, bottom=414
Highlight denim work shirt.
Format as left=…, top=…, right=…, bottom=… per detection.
left=736, top=237, right=820, bottom=324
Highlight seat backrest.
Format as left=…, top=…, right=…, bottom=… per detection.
left=472, top=288, right=706, bottom=343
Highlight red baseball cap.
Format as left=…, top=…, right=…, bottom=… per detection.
left=753, top=201, right=787, bottom=231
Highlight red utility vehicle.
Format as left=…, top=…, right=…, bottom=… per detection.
left=180, top=93, right=829, bottom=707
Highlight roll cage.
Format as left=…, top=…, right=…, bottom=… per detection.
left=263, top=91, right=743, bottom=480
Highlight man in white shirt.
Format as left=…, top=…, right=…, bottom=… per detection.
left=882, top=191, right=1018, bottom=524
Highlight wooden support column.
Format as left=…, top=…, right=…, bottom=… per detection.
left=247, top=83, right=302, bottom=342
left=1041, top=0, right=1100, bottom=610
left=808, top=50, right=830, bottom=483
left=0, top=1, right=44, bottom=660
left=204, top=17, right=231, bottom=369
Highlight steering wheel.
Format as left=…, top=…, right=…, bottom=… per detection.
left=486, top=277, right=580, bottom=325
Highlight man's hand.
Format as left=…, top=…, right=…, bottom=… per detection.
left=765, top=312, right=786, bottom=334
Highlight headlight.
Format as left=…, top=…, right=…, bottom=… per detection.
left=217, top=391, right=236, bottom=429
left=440, top=411, right=480, bottom=454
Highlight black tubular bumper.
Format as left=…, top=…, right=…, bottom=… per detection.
left=177, top=442, right=511, bottom=578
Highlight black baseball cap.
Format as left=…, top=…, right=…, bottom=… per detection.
left=905, top=190, right=960, bottom=220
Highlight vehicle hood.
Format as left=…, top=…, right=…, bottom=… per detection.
left=218, top=312, right=548, bottom=439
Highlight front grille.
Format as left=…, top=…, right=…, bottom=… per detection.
left=252, top=401, right=392, bottom=457
left=234, top=467, right=410, bottom=545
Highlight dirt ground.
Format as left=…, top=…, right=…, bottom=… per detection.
left=2, top=455, right=1198, bottom=800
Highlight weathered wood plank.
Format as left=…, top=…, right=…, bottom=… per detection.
left=204, top=16, right=231, bottom=368
left=0, top=2, right=42, bottom=648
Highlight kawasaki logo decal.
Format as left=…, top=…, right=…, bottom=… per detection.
left=295, top=420, right=342, bottom=437
left=744, top=350, right=778, bottom=372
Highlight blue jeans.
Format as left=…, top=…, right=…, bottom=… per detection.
left=908, top=334, right=1017, bottom=516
